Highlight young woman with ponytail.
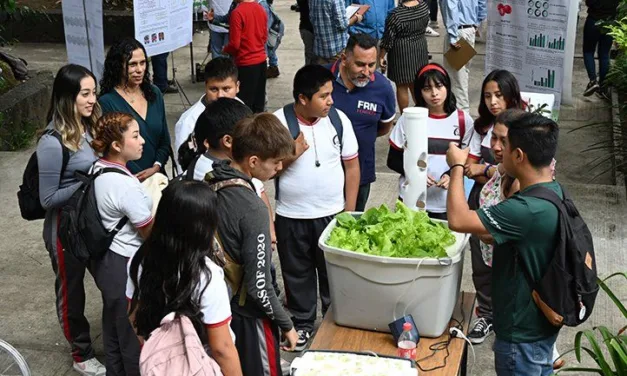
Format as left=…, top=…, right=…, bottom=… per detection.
left=36, top=64, right=105, bottom=376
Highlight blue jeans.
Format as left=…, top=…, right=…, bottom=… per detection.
left=266, top=34, right=283, bottom=67
left=583, top=16, right=613, bottom=84
left=151, top=52, right=169, bottom=91
left=210, top=30, right=229, bottom=59
left=493, top=335, right=558, bottom=376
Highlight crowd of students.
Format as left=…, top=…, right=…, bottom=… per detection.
left=33, top=4, right=584, bottom=374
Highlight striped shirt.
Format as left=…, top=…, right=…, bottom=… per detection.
left=310, top=0, right=350, bottom=58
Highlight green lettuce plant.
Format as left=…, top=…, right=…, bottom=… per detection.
left=326, top=201, right=456, bottom=258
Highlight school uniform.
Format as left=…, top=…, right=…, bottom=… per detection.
left=272, top=107, right=359, bottom=333
left=207, top=161, right=291, bottom=376
left=388, top=110, right=476, bottom=218
left=125, top=257, right=234, bottom=341
left=91, top=159, right=153, bottom=376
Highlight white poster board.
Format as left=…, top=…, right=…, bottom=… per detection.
left=62, top=0, right=105, bottom=82
left=485, top=0, right=574, bottom=120
left=133, top=0, right=194, bottom=57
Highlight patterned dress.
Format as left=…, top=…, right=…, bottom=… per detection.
left=380, top=1, right=430, bottom=84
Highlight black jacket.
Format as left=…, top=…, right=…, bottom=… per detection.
left=207, top=161, right=293, bottom=331
left=586, top=0, right=619, bottom=20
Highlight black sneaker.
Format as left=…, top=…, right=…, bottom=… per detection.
left=467, top=317, right=493, bottom=344
left=596, top=86, right=610, bottom=101
left=583, top=80, right=599, bottom=97
left=294, top=330, right=311, bottom=352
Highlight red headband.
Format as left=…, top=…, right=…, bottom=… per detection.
left=418, top=64, right=447, bottom=77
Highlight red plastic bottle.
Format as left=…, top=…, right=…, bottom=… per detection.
left=397, top=322, right=417, bottom=360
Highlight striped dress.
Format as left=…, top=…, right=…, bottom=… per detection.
left=380, top=1, right=430, bottom=84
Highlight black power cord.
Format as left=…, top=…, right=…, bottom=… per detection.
left=414, top=293, right=466, bottom=372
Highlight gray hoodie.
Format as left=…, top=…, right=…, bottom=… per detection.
left=207, top=160, right=293, bottom=332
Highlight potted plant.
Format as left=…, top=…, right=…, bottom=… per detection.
left=556, top=272, right=627, bottom=375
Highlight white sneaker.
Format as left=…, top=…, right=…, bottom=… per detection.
left=425, top=26, right=440, bottom=37
left=73, top=358, right=106, bottom=376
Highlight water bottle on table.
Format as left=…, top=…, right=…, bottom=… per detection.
left=397, top=322, right=417, bottom=360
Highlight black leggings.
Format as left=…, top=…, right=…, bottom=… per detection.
left=428, top=0, right=438, bottom=22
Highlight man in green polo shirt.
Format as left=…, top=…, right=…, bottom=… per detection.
left=445, top=109, right=561, bottom=375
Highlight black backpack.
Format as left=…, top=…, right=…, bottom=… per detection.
left=275, top=103, right=344, bottom=200
left=518, top=184, right=598, bottom=327
left=177, top=132, right=198, bottom=172
left=175, top=152, right=222, bottom=182
left=18, top=130, right=70, bottom=220
left=58, top=168, right=129, bottom=264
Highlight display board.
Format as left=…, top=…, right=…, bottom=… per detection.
left=62, top=0, right=105, bottom=81
left=485, top=0, right=575, bottom=119
left=133, top=0, right=193, bottom=57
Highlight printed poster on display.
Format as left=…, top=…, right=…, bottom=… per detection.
left=133, top=0, right=193, bottom=57
left=62, top=0, right=105, bottom=82
left=485, top=0, right=573, bottom=120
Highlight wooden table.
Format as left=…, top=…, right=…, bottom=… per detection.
left=309, top=292, right=476, bottom=375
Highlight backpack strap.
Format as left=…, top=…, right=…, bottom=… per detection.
left=275, top=104, right=302, bottom=200
left=457, top=109, right=465, bottom=145
left=515, top=184, right=565, bottom=289
left=209, top=177, right=256, bottom=306
left=282, top=103, right=301, bottom=139
left=98, top=167, right=131, bottom=232
left=520, top=184, right=564, bottom=209
left=210, top=177, right=256, bottom=193
left=328, top=107, right=344, bottom=153
left=185, top=154, right=202, bottom=181
left=45, top=129, right=70, bottom=183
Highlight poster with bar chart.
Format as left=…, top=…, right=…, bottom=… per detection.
left=533, top=69, right=556, bottom=88
left=486, top=0, right=573, bottom=120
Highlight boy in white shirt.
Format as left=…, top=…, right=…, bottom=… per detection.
left=174, top=57, right=241, bottom=171
left=272, top=64, right=360, bottom=350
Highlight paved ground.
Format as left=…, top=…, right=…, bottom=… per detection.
left=0, top=2, right=625, bottom=375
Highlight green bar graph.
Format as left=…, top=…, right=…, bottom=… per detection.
left=529, top=34, right=566, bottom=50
left=548, top=36, right=565, bottom=50
left=529, top=33, right=546, bottom=48
left=534, top=69, right=556, bottom=89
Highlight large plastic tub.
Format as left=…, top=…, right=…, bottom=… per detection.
left=318, top=216, right=469, bottom=338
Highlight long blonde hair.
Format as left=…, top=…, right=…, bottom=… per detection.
left=47, top=64, right=101, bottom=151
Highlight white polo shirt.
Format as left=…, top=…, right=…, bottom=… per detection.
left=273, top=108, right=359, bottom=219
left=126, top=257, right=234, bottom=336
left=92, top=159, right=153, bottom=258
left=188, top=154, right=265, bottom=197
left=389, top=111, right=476, bottom=213
left=174, top=97, right=207, bottom=154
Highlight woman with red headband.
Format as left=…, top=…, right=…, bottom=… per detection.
left=386, top=63, right=478, bottom=219
left=379, top=0, right=430, bottom=113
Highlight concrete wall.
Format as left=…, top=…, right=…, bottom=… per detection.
left=0, top=71, right=53, bottom=150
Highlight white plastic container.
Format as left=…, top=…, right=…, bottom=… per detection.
left=318, top=217, right=469, bottom=338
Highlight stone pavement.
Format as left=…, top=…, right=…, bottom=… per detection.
left=0, top=1, right=625, bottom=375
